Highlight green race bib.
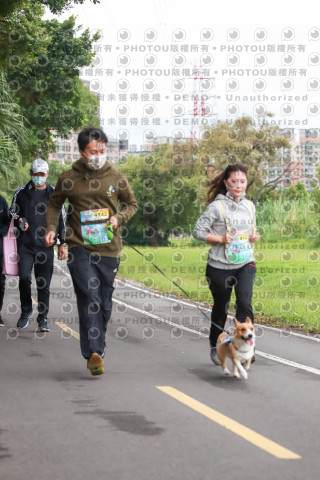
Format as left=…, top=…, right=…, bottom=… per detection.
left=225, top=233, right=253, bottom=264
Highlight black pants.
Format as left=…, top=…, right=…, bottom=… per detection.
left=0, top=254, right=5, bottom=313
left=67, top=246, right=120, bottom=360
left=17, top=244, right=54, bottom=320
left=206, top=262, right=256, bottom=348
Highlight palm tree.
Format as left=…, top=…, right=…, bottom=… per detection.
left=0, top=70, right=27, bottom=181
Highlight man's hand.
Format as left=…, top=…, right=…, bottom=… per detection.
left=44, top=231, right=56, bottom=247
left=58, top=244, right=68, bottom=260
left=18, top=218, right=29, bottom=231
left=109, top=216, right=119, bottom=230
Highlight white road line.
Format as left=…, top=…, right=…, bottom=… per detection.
left=53, top=259, right=320, bottom=374
left=113, top=297, right=320, bottom=377
left=256, top=350, right=320, bottom=376
left=113, top=298, right=207, bottom=337
left=116, top=278, right=320, bottom=343
left=57, top=262, right=319, bottom=343
left=115, top=278, right=210, bottom=309
left=256, top=324, right=320, bottom=343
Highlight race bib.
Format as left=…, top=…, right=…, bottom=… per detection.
left=225, top=233, right=253, bottom=264
left=80, top=208, right=111, bottom=245
left=81, top=223, right=111, bottom=245
left=80, top=208, right=109, bottom=222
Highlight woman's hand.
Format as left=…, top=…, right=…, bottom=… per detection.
left=250, top=232, right=261, bottom=243
left=221, top=232, right=234, bottom=244
left=206, top=232, right=234, bottom=244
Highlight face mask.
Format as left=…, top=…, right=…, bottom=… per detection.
left=32, top=176, right=47, bottom=187
left=225, top=190, right=246, bottom=203
left=83, top=153, right=107, bottom=170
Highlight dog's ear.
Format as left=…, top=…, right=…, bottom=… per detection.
left=245, top=317, right=252, bottom=324
left=234, top=318, right=239, bottom=326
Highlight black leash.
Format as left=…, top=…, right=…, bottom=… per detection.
left=108, top=226, right=230, bottom=335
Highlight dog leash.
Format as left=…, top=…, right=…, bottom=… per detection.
left=107, top=224, right=230, bottom=335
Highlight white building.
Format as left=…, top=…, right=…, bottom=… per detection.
left=48, top=132, right=128, bottom=165
left=266, top=128, right=320, bottom=191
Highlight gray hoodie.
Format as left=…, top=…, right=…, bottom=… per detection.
left=193, top=194, right=256, bottom=269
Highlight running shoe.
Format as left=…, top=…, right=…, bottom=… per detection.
left=37, top=319, right=50, bottom=332
left=17, top=312, right=32, bottom=329
left=87, top=353, right=104, bottom=376
left=210, top=346, right=221, bottom=365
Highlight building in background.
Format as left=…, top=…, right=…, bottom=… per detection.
left=48, top=131, right=128, bottom=165
left=48, top=130, right=79, bottom=164
left=146, top=135, right=192, bottom=151
left=125, top=135, right=193, bottom=155
left=296, top=129, right=320, bottom=190
left=48, top=79, right=128, bottom=165
left=49, top=125, right=320, bottom=187
left=266, top=128, right=320, bottom=191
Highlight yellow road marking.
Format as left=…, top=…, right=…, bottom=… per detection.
left=156, top=386, right=301, bottom=460
left=55, top=322, right=80, bottom=341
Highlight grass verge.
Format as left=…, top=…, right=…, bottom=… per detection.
left=117, top=239, right=320, bottom=335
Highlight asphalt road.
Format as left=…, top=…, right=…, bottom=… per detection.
left=1, top=258, right=320, bottom=480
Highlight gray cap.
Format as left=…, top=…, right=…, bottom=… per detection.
left=31, top=158, right=49, bottom=174
left=31, top=158, right=49, bottom=173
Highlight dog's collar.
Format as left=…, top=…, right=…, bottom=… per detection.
left=234, top=338, right=255, bottom=351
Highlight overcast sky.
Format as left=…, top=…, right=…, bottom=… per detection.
left=46, top=0, right=320, bottom=147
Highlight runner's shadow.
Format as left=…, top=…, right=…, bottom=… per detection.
left=188, top=367, right=251, bottom=390
left=54, top=372, right=100, bottom=382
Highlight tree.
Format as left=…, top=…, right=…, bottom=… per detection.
left=38, top=0, right=100, bottom=13
left=310, top=166, right=320, bottom=245
left=47, top=158, right=70, bottom=187
left=78, top=82, right=100, bottom=127
left=197, top=115, right=291, bottom=202
left=0, top=2, right=49, bottom=69
left=0, top=158, right=30, bottom=203
left=284, top=181, right=309, bottom=201
left=0, top=0, right=100, bottom=192
left=118, top=142, right=202, bottom=246
left=0, top=0, right=100, bottom=18
left=0, top=71, right=27, bottom=182
left=5, top=12, right=100, bottom=161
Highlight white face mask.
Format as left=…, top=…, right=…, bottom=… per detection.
left=32, top=176, right=47, bottom=187
left=83, top=152, right=107, bottom=170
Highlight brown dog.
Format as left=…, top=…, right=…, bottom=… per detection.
left=216, top=317, right=255, bottom=380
